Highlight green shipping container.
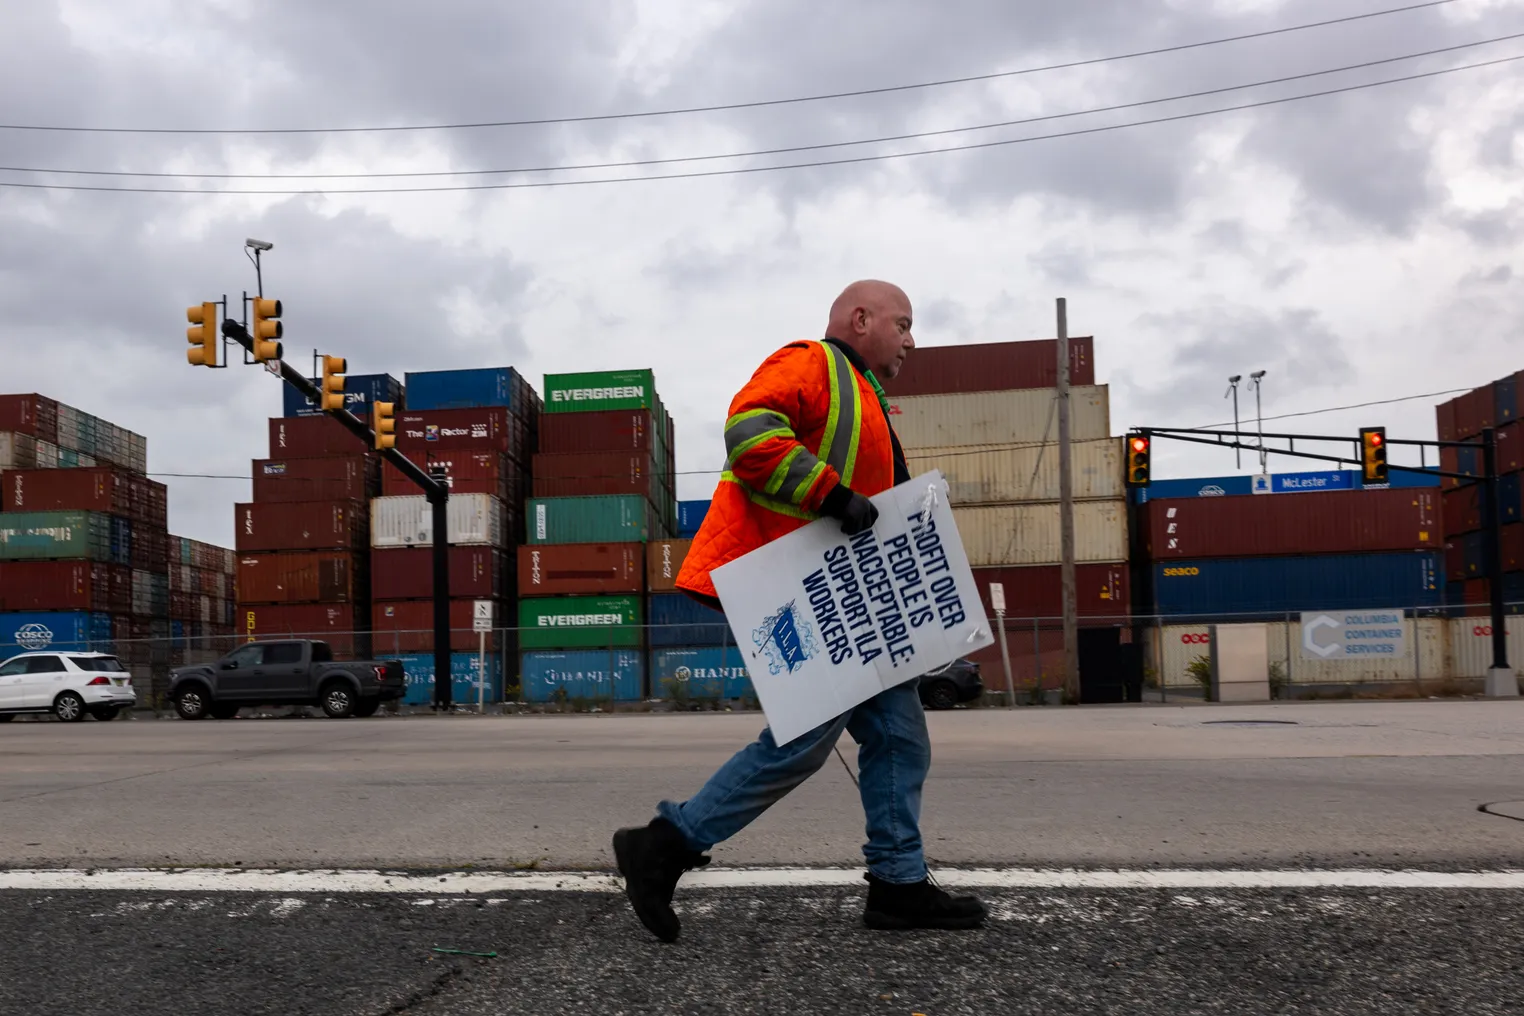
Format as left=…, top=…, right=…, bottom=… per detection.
left=0, top=510, right=113, bottom=562
left=527, top=495, right=659, bottom=545
left=518, top=595, right=644, bottom=650
left=543, top=369, right=657, bottom=414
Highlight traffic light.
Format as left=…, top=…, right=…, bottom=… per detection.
left=1126, top=433, right=1151, bottom=487
left=373, top=401, right=396, bottom=451
left=1360, top=426, right=1388, bottom=484
left=185, top=301, right=218, bottom=367
left=250, top=297, right=283, bottom=362
left=320, top=355, right=347, bottom=412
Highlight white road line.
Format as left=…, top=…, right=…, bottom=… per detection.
left=3, top=867, right=1524, bottom=893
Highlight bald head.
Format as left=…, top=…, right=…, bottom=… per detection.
left=825, top=280, right=915, bottom=379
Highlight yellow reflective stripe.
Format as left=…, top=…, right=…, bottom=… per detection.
left=725, top=407, right=786, bottom=431
left=819, top=342, right=863, bottom=488
left=819, top=348, right=842, bottom=474
left=840, top=364, right=863, bottom=488
left=722, top=470, right=816, bottom=519
left=726, top=427, right=792, bottom=467
left=765, top=446, right=804, bottom=496
left=791, top=460, right=828, bottom=504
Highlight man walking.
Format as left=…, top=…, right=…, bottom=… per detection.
left=612, top=280, right=987, bottom=942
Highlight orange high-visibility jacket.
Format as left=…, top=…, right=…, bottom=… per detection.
left=677, top=339, right=900, bottom=603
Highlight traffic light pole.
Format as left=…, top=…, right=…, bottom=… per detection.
left=1130, top=424, right=1514, bottom=696
left=221, top=319, right=456, bottom=710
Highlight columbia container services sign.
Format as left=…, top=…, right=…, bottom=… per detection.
left=1299, top=609, right=1409, bottom=660
left=711, top=470, right=994, bottom=744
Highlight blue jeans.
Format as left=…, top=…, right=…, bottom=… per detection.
left=656, top=677, right=931, bottom=884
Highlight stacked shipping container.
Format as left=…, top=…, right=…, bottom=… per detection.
left=373, top=368, right=540, bottom=704
left=167, top=535, right=238, bottom=668
left=239, top=405, right=389, bottom=656
left=881, top=338, right=1126, bottom=686
left=1436, top=373, right=1524, bottom=614
left=518, top=370, right=680, bottom=703
left=0, top=393, right=236, bottom=702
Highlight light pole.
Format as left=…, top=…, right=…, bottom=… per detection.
left=245, top=238, right=273, bottom=299
left=1225, top=375, right=1242, bottom=468
left=1250, top=370, right=1267, bottom=473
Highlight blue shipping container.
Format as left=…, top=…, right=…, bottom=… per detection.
left=394, top=652, right=502, bottom=707
left=403, top=367, right=526, bottom=415
left=649, top=647, right=754, bottom=700
left=1496, top=376, right=1518, bottom=425
left=518, top=650, right=645, bottom=702
left=1500, top=474, right=1522, bottom=525
left=111, top=516, right=132, bottom=566
left=283, top=373, right=404, bottom=418
left=0, top=611, right=115, bottom=658
left=648, top=592, right=730, bottom=647
left=677, top=500, right=711, bottom=537
left=1152, top=552, right=1443, bottom=617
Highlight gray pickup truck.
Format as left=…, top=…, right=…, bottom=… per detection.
left=168, top=640, right=406, bottom=720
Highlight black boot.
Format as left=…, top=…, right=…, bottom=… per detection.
left=612, top=817, right=711, bottom=942
left=862, top=871, right=988, bottom=931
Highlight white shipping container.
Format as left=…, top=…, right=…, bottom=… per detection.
left=1146, top=619, right=1448, bottom=689
left=909, top=438, right=1122, bottom=505
left=55, top=405, right=80, bottom=453
left=888, top=386, right=1110, bottom=450
left=951, top=500, right=1127, bottom=567
left=212, top=573, right=228, bottom=599
left=1447, top=617, right=1524, bottom=678
left=34, top=440, right=59, bottom=469
left=0, top=432, right=37, bottom=471
left=168, top=564, right=191, bottom=593
left=132, top=570, right=152, bottom=616
left=370, top=493, right=507, bottom=548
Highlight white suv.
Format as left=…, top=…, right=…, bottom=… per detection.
left=0, top=652, right=137, bottom=722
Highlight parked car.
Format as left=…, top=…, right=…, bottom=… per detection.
left=0, top=651, right=137, bottom=722
left=167, top=639, right=405, bottom=720
left=918, top=658, right=984, bottom=710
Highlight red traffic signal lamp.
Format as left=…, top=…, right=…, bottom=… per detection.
left=1360, top=427, right=1388, bottom=484
left=250, top=297, right=283, bottom=362
left=186, top=301, right=218, bottom=367
left=320, top=355, right=347, bottom=412
left=1126, top=433, right=1151, bottom=487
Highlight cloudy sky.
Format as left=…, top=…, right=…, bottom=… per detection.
left=2, top=0, right=1521, bottom=547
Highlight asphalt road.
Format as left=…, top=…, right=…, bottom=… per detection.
left=4, top=882, right=1521, bottom=1015
left=1, top=700, right=1522, bottom=869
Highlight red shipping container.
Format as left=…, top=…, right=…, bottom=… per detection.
left=396, top=407, right=513, bottom=454
left=1435, top=398, right=1458, bottom=443
left=531, top=451, right=660, bottom=499
left=130, top=526, right=168, bottom=572
left=1444, top=486, right=1481, bottom=535
left=0, top=560, right=131, bottom=613
left=1454, top=386, right=1494, bottom=440
left=234, top=500, right=367, bottom=552
left=238, top=602, right=369, bottom=657
left=267, top=414, right=367, bottom=459
left=538, top=410, right=656, bottom=456
left=0, top=394, right=57, bottom=440
left=1, top=467, right=133, bottom=516
left=370, top=546, right=506, bottom=600
left=1445, top=539, right=1466, bottom=582
left=371, top=599, right=500, bottom=653
left=879, top=337, right=1095, bottom=397
left=1505, top=523, right=1524, bottom=572
left=380, top=450, right=519, bottom=502
left=252, top=456, right=380, bottom=503
left=517, top=543, right=644, bottom=596
left=968, top=564, right=1130, bottom=621
left=237, top=551, right=365, bottom=605
left=1143, top=488, right=1442, bottom=559
left=1463, top=578, right=1491, bottom=617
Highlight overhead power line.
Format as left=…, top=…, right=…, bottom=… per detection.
left=9, top=33, right=1518, bottom=182
left=0, top=0, right=1461, bottom=135
left=1188, top=387, right=1474, bottom=430
left=3, top=52, right=1517, bottom=196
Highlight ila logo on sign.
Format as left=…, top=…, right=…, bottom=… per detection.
left=753, top=600, right=818, bottom=675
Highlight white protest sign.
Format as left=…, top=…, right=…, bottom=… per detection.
left=710, top=470, right=994, bottom=744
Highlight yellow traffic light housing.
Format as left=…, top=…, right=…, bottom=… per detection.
left=320, top=355, right=347, bottom=412
left=373, top=401, right=396, bottom=451
left=1360, top=427, right=1388, bottom=485
left=250, top=297, right=283, bottom=362
left=1126, top=433, right=1151, bottom=487
left=186, top=301, right=218, bottom=367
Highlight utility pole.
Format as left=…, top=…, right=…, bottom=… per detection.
left=1225, top=375, right=1242, bottom=468
left=1481, top=428, right=1518, bottom=697
left=1056, top=299, right=1078, bottom=704
left=1251, top=370, right=1268, bottom=473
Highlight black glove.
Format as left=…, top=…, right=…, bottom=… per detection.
left=820, top=483, right=879, bottom=536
